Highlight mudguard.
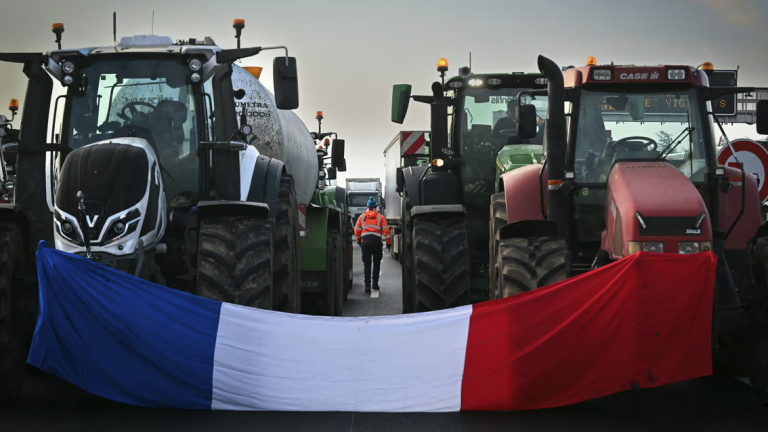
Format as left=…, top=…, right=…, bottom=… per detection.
left=400, top=165, right=428, bottom=206
left=501, top=164, right=547, bottom=223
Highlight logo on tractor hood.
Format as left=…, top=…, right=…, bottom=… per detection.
left=535, top=78, right=548, bottom=85
left=686, top=229, right=702, bottom=235
left=619, top=71, right=660, bottom=80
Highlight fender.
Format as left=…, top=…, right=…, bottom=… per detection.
left=195, top=201, right=269, bottom=221
left=264, top=158, right=286, bottom=227
left=501, top=164, right=547, bottom=223
left=400, top=165, right=428, bottom=206
left=720, top=166, right=762, bottom=250
left=246, top=154, right=271, bottom=203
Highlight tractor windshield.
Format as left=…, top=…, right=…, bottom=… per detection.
left=63, top=59, right=203, bottom=202
left=458, top=87, right=548, bottom=202
left=573, top=89, right=707, bottom=183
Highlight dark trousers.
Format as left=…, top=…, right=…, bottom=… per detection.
left=360, top=241, right=383, bottom=285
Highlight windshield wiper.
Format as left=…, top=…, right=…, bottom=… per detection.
left=655, top=127, right=694, bottom=160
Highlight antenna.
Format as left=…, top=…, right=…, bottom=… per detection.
left=113, top=12, right=117, bottom=45
left=152, top=11, right=154, bottom=35
left=469, top=52, right=472, bottom=70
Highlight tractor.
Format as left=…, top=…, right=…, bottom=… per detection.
left=390, top=58, right=549, bottom=312
left=0, top=20, right=302, bottom=398
left=298, top=111, right=353, bottom=316
left=495, top=54, right=768, bottom=402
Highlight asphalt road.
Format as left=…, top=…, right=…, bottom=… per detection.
left=5, top=246, right=768, bottom=431
left=343, top=245, right=402, bottom=317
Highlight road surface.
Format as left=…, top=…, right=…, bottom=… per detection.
left=4, top=247, right=768, bottom=431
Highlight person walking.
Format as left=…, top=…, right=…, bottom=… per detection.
left=354, top=197, right=391, bottom=293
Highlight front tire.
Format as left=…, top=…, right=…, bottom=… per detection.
left=497, top=237, right=569, bottom=298
left=273, top=173, right=302, bottom=313
left=197, top=217, right=273, bottom=309
left=489, top=193, right=507, bottom=300
left=412, top=216, right=471, bottom=312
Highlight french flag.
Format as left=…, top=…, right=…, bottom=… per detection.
left=29, top=241, right=715, bottom=411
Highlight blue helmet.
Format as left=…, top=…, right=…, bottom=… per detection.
left=367, top=197, right=377, bottom=208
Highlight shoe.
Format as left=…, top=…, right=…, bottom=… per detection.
left=365, top=284, right=371, bottom=293
left=372, top=282, right=380, bottom=291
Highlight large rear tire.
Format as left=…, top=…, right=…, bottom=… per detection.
left=413, top=216, right=471, bottom=312
left=273, top=174, right=302, bottom=313
left=489, top=193, right=507, bottom=300
left=497, top=237, right=569, bottom=297
left=0, top=223, right=26, bottom=400
left=197, top=217, right=273, bottom=309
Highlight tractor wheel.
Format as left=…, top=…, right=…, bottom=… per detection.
left=497, top=237, right=569, bottom=297
left=273, top=173, right=302, bottom=313
left=489, top=193, right=507, bottom=300
left=749, top=237, right=768, bottom=404
left=197, top=217, right=273, bottom=309
left=330, top=230, right=344, bottom=316
left=0, top=222, right=26, bottom=400
left=412, top=216, right=471, bottom=312
left=401, top=194, right=417, bottom=314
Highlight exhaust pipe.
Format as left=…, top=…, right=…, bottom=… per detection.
left=537, top=55, right=568, bottom=238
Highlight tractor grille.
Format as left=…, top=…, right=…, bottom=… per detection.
left=638, top=215, right=703, bottom=237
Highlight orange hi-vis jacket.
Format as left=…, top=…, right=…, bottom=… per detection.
left=355, top=210, right=391, bottom=245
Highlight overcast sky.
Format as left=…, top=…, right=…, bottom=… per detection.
left=1, top=0, right=766, bottom=185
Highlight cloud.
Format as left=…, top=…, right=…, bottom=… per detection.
left=691, top=0, right=764, bottom=28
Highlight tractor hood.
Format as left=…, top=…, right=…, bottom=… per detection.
left=605, top=161, right=711, bottom=258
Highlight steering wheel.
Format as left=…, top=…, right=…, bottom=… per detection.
left=611, top=136, right=658, bottom=152
left=118, top=101, right=157, bottom=122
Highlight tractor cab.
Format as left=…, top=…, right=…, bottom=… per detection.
left=444, top=71, right=549, bottom=205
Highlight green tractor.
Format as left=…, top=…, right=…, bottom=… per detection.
left=391, top=58, right=548, bottom=312
left=299, top=112, right=352, bottom=316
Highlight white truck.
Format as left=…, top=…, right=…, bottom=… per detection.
left=346, top=178, right=382, bottom=226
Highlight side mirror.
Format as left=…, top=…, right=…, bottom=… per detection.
left=273, top=56, right=299, bottom=110
left=327, top=167, right=337, bottom=180
left=757, top=100, right=768, bottom=135
left=1, top=142, right=18, bottom=165
left=517, top=104, right=538, bottom=139
left=339, top=158, right=347, bottom=172
left=331, top=139, right=345, bottom=169
left=392, top=84, right=412, bottom=124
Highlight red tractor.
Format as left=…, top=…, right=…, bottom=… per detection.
left=493, top=55, right=768, bottom=402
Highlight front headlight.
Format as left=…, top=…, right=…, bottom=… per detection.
left=678, top=241, right=700, bottom=255
left=642, top=242, right=664, bottom=253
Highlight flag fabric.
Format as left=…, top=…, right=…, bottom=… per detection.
left=28, top=241, right=716, bottom=411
